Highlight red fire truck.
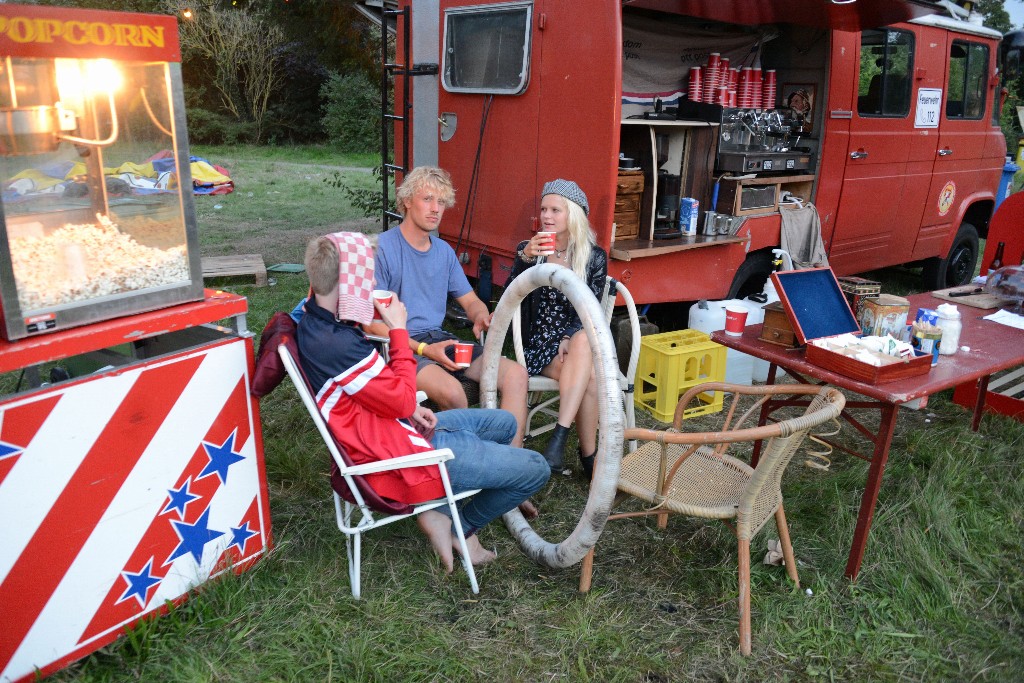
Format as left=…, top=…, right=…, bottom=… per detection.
left=372, top=0, right=1007, bottom=308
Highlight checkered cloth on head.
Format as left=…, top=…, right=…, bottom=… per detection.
left=326, top=232, right=375, bottom=325
left=542, top=178, right=589, bottom=216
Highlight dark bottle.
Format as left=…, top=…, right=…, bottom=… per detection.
left=987, top=241, right=1005, bottom=274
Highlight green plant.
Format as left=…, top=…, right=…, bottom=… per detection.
left=324, top=165, right=395, bottom=220
left=185, top=107, right=258, bottom=145
left=320, top=71, right=385, bottom=153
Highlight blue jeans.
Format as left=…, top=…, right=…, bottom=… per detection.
left=431, top=409, right=549, bottom=534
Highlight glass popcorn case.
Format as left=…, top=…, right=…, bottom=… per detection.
left=0, top=4, right=202, bottom=340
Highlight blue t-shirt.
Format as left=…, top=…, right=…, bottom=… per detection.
left=375, top=227, right=472, bottom=335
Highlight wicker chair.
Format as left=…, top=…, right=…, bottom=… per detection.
left=579, top=382, right=845, bottom=655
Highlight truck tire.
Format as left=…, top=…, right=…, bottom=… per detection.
left=481, top=263, right=623, bottom=569
left=921, top=222, right=979, bottom=290
left=727, top=250, right=775, bottom=300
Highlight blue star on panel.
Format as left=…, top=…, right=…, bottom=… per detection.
left=229, top=521, right=258, bottom=554
left=0, top=440, right=21, bottom=461
left=198, top=431, right=245, bottom=484
left=167, top=507, right=225, bottom=565
left=163, top=478, right=200, bottom=517
left=117, top=558, right=162, bottom=608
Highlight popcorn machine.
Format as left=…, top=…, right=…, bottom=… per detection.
left=0, top=3, right=202, bottom=340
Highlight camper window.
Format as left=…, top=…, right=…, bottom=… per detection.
left=857, top=28, right=914, bottom=118
left=442, top=2, right=532, bottom=95
left=946, top=41, right=989, bottom=121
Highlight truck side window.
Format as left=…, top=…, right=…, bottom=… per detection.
left=857, top=28, right=914, bottom=117
left=442, top=3, right=532, bottom=95
left=946, top=41, right=989, bottom=120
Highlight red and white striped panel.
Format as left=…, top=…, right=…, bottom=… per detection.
left=0, top=338, right=270, bottom=683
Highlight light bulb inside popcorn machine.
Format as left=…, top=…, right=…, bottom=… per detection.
left=54, top=58, right=122, bottom=147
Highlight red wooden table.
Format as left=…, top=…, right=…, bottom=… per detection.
left=712, top=292, right=1024, bottom=580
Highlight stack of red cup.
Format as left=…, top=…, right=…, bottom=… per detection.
left=762, top=69, right=777, bottom=110
left=687, top=55, right=776, bottom=109
left=688, top=66, right=703, bottom=103
left=702, top=52, right=721, bottom=103
left=737, top=67, right=754, bottom=108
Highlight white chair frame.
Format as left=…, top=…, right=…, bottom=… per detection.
left=512, top=276, right=642, bottom=452
left=278, top=344, right=481, bottom=598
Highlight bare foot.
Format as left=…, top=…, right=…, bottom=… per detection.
left=453, top=533, right=497, bottom=566
left=518, top=499, right=539, bottom=520
left=417, top=510, right=455, bottom=574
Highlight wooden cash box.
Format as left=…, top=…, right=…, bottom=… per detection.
left=769, top=268, right=932, bottom=384
left=760, top=301, right=798, bottom=347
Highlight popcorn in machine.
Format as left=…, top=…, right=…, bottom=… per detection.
left=0, top=3, right=202, bottom=340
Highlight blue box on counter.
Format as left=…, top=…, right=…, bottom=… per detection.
left=679, top=197, right=700, bottom=236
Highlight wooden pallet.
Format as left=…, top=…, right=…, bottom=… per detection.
left=201, top=254, right=268, bottom=287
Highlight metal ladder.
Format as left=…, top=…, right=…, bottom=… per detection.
left=379, top=4, right=437, bottom=229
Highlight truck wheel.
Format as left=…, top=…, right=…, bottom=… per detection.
left=727, top=250, right=775, bottom=300
left=481, top=263, right=623, bottom=569
left=921, top=222, right=979, bottom=290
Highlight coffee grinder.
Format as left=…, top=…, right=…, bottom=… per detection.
left=653, top=133, right=682, bottom=239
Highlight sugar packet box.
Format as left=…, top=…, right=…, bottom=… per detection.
left=679, top=197, right=700, bottom=236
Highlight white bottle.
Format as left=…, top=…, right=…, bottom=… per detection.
left=935, top=304, right=961, bottom=356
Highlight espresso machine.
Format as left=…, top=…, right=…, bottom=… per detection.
left=716, top=107, right=816, bottom=173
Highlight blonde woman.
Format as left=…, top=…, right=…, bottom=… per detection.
left=508, top=180, right=607, bottom=476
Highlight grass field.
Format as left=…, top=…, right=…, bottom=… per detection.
left=33, top=145, right=1024, bottom=682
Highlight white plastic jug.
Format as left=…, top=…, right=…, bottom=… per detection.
left=688, top=297, right=782, bottom=384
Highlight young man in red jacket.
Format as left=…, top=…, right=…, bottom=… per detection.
left=296, top=232, right=549, bottom=571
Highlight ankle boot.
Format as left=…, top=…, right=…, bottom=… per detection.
left=543, top=424, right=571, bottom=471
left=579, top=446, right=596, bottom=481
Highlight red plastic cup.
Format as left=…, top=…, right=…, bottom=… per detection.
left=724, top=305, right=748, bottom=336
left=453, top=342, right=474, bottom=367
left=372, top=289, right=393, bottom=321
left=536, top=231, right=556, bottom=256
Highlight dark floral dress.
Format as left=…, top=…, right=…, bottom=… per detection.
left=507, top=240, right=608, bottom=375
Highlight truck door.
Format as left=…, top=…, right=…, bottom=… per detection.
left=434, top=1, right=541, bottom=263
left=919, top=36, right=997, bottom=244
left=829, top=26, right=925, bottom=275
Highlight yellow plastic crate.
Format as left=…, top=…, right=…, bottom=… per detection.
left=635, top=329, right=726, bottom=423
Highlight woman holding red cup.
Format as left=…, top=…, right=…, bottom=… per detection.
left=509, top=179, right=607, bottom=477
